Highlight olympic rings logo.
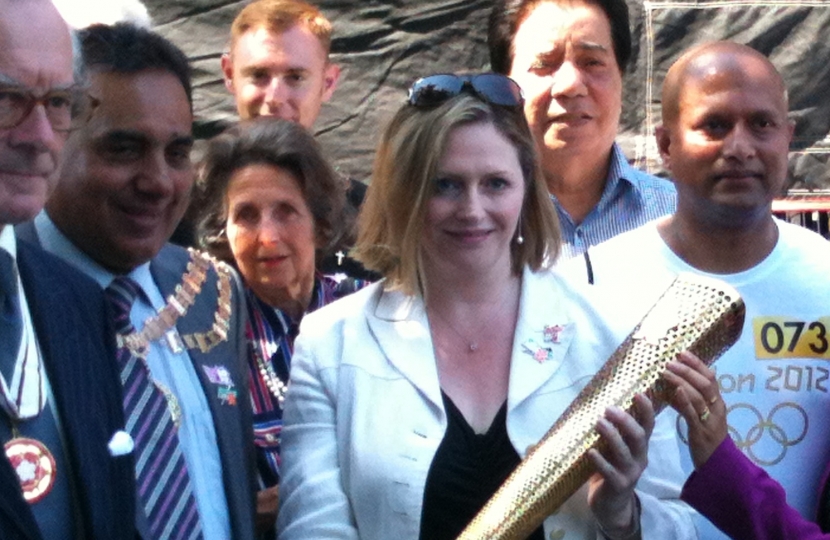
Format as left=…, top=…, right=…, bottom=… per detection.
left=676, top=402, right=808, bottom=466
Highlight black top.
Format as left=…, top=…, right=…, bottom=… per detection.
left=318, top=177, right=380, bottom=281
left=419, top=392, right=544, bottom=540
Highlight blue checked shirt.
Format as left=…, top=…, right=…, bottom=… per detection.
left=552, top=143, right=677, bottom=260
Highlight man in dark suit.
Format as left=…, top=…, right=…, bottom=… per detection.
left=21, top=23, right=256, bottom=540
left=0, top=1, right=135, bottom=538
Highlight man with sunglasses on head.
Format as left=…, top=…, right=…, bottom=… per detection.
left=489, top=0, right=676, bottom=267
left=0, top=1, right=135, bottom=538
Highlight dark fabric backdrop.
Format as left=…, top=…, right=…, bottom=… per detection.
left=146, top=0, right=830, bottom=192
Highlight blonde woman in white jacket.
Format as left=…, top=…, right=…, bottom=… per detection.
left=277, top=74, right=695, bottom=540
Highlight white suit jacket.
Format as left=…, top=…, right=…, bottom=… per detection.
left=277, top=267, right=695, bottom=539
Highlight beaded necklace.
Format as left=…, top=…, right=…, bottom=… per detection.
left=251, top=343, right=287, bottom=409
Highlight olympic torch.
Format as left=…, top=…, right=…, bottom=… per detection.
left=457, top=272, right=745, bottom=540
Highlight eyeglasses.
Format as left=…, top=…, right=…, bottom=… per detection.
left=0, top=86, right=85, bottom=133
left=407, top=73, right=524, bottom=109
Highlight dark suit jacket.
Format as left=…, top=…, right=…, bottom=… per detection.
left=0, top=240, right=136, bottom=540
left=148, top=244, right=256, bottom=540
left=16, top=220, right=257, bottom=539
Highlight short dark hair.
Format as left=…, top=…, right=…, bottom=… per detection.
left=78, top=23, right=192, bottom=107
left=196, top=118, right=346, bottom=265
left=488, top=0, right=632, bottom=75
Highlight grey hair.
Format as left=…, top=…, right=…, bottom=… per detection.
left=70, top=28, right=87, bottom=85
left=52, top=0, right=153, bottom=29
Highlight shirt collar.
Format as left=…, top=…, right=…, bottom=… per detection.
left=0, top=225, right=16, bottom=260
left=36, top=210, right=155, bottom=294
left=550, top=143, right=643, bottom=210
left=255, top=275, right=328, bottom=338
left=587, top=143, right=643, bottom=212
left=606, top=143, right=647, bottom=194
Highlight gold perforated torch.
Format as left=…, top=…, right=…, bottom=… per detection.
left=457, top=272, right=745, bottom=540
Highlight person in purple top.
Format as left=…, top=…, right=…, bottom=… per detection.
left=666, top=351, right=830, bottom=540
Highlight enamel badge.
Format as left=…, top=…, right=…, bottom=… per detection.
left=5, top=437, right=56, bottom=503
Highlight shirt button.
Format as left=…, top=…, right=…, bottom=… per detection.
left=574, top=229, right=585, bottom=247
left=549, top=529, right=565, bottom=540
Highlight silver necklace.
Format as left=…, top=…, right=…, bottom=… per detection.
left=429, top=307, right=496, bottom=353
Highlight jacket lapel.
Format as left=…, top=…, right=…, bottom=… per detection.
left=149, top=245, right=185, bottom=300
left=507, top=268, right=584, bottom=412
left=12, top=221, right=38, bottom=245
left=0, top=453, right=39, bottom=539
left=0, top=452, right=39, bottom=540
left=365, top=271, right=587, bottom=414
left=367, top=288, right=443, bottom=411
left=150, top=248, right=254, bottom=540
left=149, top=248, right=240, bottom=420
left=15, top=243, right=119, bottom=540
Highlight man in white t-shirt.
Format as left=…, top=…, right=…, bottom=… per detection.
left=561, top=41, right=830, bottom=538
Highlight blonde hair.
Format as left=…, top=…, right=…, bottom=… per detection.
left=229, top=0, right=332, bottom=55
left=356, top=94, right=561, bottom=295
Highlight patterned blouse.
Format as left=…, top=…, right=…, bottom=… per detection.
left=246, top=273, right=367, bottom=488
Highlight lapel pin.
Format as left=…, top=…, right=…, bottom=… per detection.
left=203, top=365, right=235, bottom=387
left=522, top=339, right=553, bottom=363
left=543, top=324, right=564, bottom=344
left=218, top=386, right=238, bottom=406
left=165, top=329, right=184, bottom=354
left=107, top=430, right=134, bottom=457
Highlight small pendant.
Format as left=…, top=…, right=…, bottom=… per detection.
left=469, top=342, right=478, bottom=352
left=165, top=329, right=184, bottom=354
left=5, top=437, right=57, bottom=503
left=159, top=386, right=183, bottom=427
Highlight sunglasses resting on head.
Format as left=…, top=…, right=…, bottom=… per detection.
left=407, top=73, right=524, bottom=108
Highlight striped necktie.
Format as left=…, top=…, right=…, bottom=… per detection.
left=105, top=276, right=204, bottom=540
left=0, top=250, right=22, bottom=383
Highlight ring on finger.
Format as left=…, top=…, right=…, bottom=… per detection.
left=699, top=406, right=711, bottom=423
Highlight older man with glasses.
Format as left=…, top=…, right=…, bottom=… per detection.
left=0, top=1, right=135, bottom=539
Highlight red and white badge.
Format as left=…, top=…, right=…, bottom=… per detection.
left=5, top=437, right=56, bottom=503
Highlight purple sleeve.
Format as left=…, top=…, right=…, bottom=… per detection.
left=681, top=438, right=829, bottom=540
